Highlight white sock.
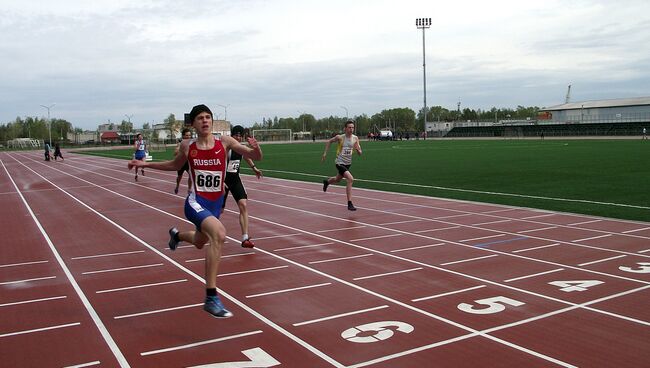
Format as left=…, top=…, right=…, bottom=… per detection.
left=242, top=234, right=249, bottom=241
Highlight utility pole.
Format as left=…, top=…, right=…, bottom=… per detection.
left=217, top=104, right=230, bottom=122
left=125, top=114, right=133, bottom=145
left=415, top=17, right=431, bottom=132
left=40, top=103, right=55, bottom=146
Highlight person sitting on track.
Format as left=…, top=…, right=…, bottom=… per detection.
left=128, top=104, right=263, bottom=319
left=221, top=125, right=263, bottom=248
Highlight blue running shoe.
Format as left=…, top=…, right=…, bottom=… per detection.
left=168, top=227, right=180, bottom=251
left=204, top=295, right=233, bottom=318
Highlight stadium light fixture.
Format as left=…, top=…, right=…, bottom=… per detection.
left=415, top=17, right=431, bottom=132
left=40, top=103, right=55, bottom=145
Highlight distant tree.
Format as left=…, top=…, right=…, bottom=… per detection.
left=164, top=113, right=179, bottom=140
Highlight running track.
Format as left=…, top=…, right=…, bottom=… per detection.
left=1, top=151, right=649, bottom=367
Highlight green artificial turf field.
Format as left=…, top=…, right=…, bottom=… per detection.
left=80, top=139, right=650, bottom=222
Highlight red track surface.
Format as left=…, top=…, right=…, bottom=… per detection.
left=1, top=151, right=649, bottom=367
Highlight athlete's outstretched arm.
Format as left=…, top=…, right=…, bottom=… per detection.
left=321, top=135, right=340, bottom=162
left=222, top=135, right=263, bottom=161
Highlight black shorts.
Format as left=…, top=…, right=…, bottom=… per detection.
left=336, top=164, right=351, bottom=176
left=177, top=161, right=189, bottom=176
left=224, top=173, right=248, bottom=202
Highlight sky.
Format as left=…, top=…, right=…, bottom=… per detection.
left=1, top=0, right=649, bottom=130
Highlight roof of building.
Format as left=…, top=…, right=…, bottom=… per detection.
left=541, top=96, right=650, bottom=111
left=100, top=131, right=120, bottom=139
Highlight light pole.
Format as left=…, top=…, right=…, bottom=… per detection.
left=340, top=106, right=349, bottom=119
left=124, top=114, right=133, bottom=144
left=40, top=103, right=55, bottom=145
left=415, top=17, right=431, bottom=133
left=217, top=104, right=230, bottom=122
left=297, top=110, right=306, bottom=132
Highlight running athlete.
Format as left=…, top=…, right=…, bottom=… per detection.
left=53, top=143, right=64, bottom=161
left=321, top=120, right=362, bottom=211
left=174, top=128, right=193, bottom=194
left=133, top=133, right=146, bottom=181
left=222, top=125, right=263, bottom=248
left=128, top=104, right=263, bottom=318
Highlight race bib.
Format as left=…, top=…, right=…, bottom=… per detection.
left=342, top=147, right=353, bottom=156
left=194, top=169, right=222, bottom=192
left=227, top=159, right=241, bottom=173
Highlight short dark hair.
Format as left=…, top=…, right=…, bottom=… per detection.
left=189, top=104, right=213, bottom=123
left=181, top=128, right=192, bottom=135
left=231, top=125, right=245, bottom=136
left=345, top=120, right=355, bottom=127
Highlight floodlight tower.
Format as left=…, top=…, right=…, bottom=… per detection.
left=415, top=17, right=431, bottom=132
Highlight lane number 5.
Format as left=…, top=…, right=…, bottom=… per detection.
left=458, top=296, right=525, bottom=314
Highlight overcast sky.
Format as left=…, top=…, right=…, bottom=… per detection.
left=1, top=0, right=649, bottom=130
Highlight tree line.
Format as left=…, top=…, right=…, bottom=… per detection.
left=1, top=105, right=541, bottom=142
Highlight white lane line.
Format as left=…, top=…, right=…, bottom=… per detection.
left=639, top=249, right=650, bottom=253
left=521, top=213, right=556, bottom=219
left=293, top=305, right=389, bottom=327
left=573, top=234, right=612, bottom=242
left=141, top=330, right=263, bottom=356
left=517, top=226, right=558, bottom=233
left=82, top=263, right=164, bottom=275
left=0, top=276, right=56, bottom=286
left=0, top=295, right=67, bottom=307
left=578, top=255, right=627, bottom=267
left=473, top=219, right=511, bottom=226
left=390, top=243, right=445, bottom=253
left=412, top=285, right=486, bottom=302
left=415, top=226, right=461, bottom=233
left=623, top=226, right=650, bottom=234
left=255, top=233, right=302, bottom=240
left=440, top=255, right=498, bottom=266
left=350, top=234, right=402, bottom=242
left=435, top=213, right=471, bottom=219
left=567, top=219, right=602, bottom=226
left=114, top=303, right=203, bottom=320
left=2, top=158, right=130, bottom=367
left=96, top=279, right=188, bottom=294
left=71, top=250, right=145, bottom=260
left=0, top=260, right=49, bottom=268
left=504, top=268, right=564, bottom=283
left=460, top=234, right=506, bottom=242
left=222, top=252, right=256, bottom=258
left=274, top=242, right=334, bottom=251
left=64, top=361, right=101, bottom=368
left=0, top=322, right=80, bottom=338
left=219, top=265, right=289, bottom=276
left=246, top=282, right=332, bottom=298
left=512, top=243, right=560, bottom=253
left=317, top=225, right=367, bottom=233
left=353, top=267, right=423, bottom=281
left=378, top=219, right=423, bottom=226
left=309, top=254, right=374, bottom=264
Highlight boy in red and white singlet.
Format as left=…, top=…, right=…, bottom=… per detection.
left=128, top=104, right=262, bottom=318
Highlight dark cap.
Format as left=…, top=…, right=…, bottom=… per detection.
left=188, top=104, right=213, bottom=123
left=231, top=125, right=244, bottom=136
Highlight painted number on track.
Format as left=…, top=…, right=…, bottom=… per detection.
left=341, top=321, right=414, bottom=343
left=548, top=280, right=604, bottom=292
left=619, top=262, right=650, bottom=273
left=457, top=296, right=525, bottom=314
left=188, top=347, right=280, bottom=368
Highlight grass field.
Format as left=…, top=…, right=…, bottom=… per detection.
left=80, top=138, right=650, bottom=222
